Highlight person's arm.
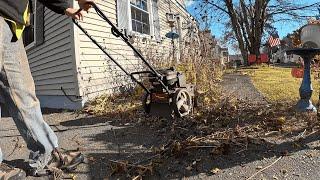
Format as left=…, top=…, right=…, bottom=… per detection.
left=37, top=0, right=69, bottom=15
left=37, top=0, right=94, bottom=20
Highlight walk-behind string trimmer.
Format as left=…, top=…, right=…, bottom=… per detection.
left=73, top=3, right=195, bottom=117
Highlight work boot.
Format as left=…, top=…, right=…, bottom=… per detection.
left=31, top=148, right=84, bottom=177
left=0, top=163, right=26, bottom=180
left=48, top=148, right=84, bottom=171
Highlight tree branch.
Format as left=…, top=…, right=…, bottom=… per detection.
left=206, top=1, right=229, bottom=14
left=268, top=2, right=320, bottom=17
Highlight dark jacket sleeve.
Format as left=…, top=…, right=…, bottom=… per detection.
left=37, top=0, right=70, bottom=14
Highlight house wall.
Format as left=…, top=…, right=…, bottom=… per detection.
left=75, top=0, right=194, bottom=104
left=26, top=3, right=82, bottom=109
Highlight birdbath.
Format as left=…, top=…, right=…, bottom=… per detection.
left=287, top=48, right=320, bottom=112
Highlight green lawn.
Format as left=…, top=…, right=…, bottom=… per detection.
left=240, top=66, right=319, bottom=103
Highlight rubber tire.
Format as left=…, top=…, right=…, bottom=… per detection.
left=173, top=89, right=192, bottom=118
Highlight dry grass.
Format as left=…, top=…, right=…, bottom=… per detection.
left=82, top=87, right=144, bottom=117
left=240, top=66, right=319, bottom=103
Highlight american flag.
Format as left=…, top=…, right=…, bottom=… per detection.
left=268, top=31, right=281, bottom=47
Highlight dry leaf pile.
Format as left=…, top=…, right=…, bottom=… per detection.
left=103, top=93, right=319, bottom=179
left=80, top=63, right=319, bottom=179
left=82, top=87, right=145, bottom=118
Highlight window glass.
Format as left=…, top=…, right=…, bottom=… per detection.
left=136, top=21, right=142, bottom=33
left=23, top=1, right=35, bottom=47
left=141, top=0, right=147, bottom=11
left=136, top=9, right=142, bottom=21
left=130, top=5, right=150, bottom=34
left=131, top=7, right=136, bottom=19
left=143, top=24, right=149, bottom=34
left=132, top=20, right=136, bottom=31
left=131, top=0, right=147, bottom=11
left=142, top=13, right=148, bottom=23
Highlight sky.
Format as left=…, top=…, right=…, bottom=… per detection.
left=185, top=0, right=320, bottom=54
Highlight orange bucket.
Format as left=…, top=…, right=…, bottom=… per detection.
left=291, top=68, right=304, bottom=78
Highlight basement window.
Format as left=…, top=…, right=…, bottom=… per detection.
left=130, top=0, right=150, bottom=35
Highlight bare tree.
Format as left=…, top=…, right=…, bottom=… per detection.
left=193, top=0, right=320, bottom=65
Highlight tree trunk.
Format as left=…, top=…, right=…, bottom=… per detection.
left=224, top=0, right=249, bottom=65
left=240, top=48, right=248, bottom=65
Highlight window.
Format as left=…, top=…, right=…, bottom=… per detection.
left=117, top=0, right=159, bottom=37
left=23, top=0, right=36, bottom=48
left=130, top=0, right=150, bottom=34
left=22, top=0, right=44, bottom=49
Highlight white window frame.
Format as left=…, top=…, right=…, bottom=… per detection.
left=24, top=0, right=37, bottom=50
left=128, top=0, right=155, bottom=37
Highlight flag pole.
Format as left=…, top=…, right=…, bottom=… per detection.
left=269, top=44, right=273, bottom=66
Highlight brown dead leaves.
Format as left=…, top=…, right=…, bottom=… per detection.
left=81, top=69, right=319, bottom=179
left=109, top=160, right=155, bottom=179
left=82, top=89, right=144, bottom=118
left=105, top=93, right=318, bottom=179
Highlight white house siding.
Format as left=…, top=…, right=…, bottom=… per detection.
left=156, top=0, right=191, bottom=61
left=139, top=0, right=192, bottom=64
left=75, top=0, right=137, bottom=101
left=76, top=0, right=194, bottom=103
left=26, top=6, right=81, bottom=109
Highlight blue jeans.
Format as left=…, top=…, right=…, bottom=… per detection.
left=0, top=17, right=58, bottom=171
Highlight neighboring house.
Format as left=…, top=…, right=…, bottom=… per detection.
left=24, top=0, right=197, bottom=109
left=272, top=49, right=299, bottom=63
left=229, top=54, right=243, bottom=66
left=213, top=45, right=229, bottom=67
left=271, top=38, right=299, bottom=63
left=220, top=48, right=229, bottom=64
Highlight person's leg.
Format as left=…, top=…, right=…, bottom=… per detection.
left=0, top=14, right=5, bottom=167
left=0, top=17, right=27, bottom=179
left=0, top=15, right=2, bottom=167
left=0, top=149, right=2, bottom=165
left=0, top=17, right=58, bottom=172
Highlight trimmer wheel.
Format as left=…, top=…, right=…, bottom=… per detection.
left=143, top=93, right=151, bottom=114
left=173, top=89, right=192, bottom=117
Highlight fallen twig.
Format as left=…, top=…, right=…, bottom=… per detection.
left=306, top=129, right=319, bottom=137
left=133, top=154, right=161, bottom=166
left=71, top=134, right=82, bottom=146
left=264, top=131, right=279, bottom=136
left=175, top=127, right=189, bottom=131
left=7, top=137, right=19, bottom=157
left=185, top=145, right=218, bottom=150
left=109, top=160, right=137, bottom=168
left=109, top=159, right=153, bottom=176
left=298, top=129, right=307, bottom=138
left=235, top=148, right=247, bottom=154
left=246, top=156, right=283, bottom=180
